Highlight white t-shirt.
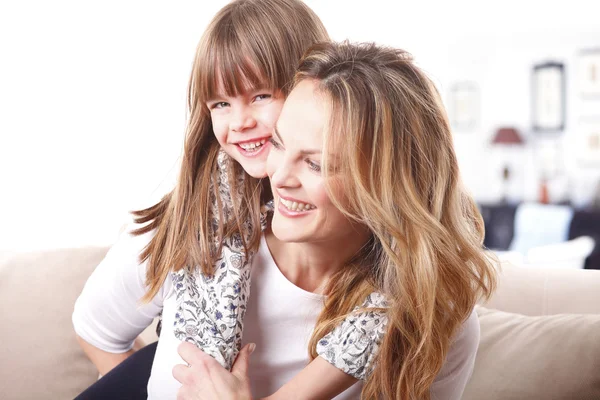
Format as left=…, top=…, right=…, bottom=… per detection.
left=73, top=229, right=479, bottom=399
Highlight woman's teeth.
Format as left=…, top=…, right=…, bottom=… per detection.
left=239, top=139, right=266, bottom=152
left=280, top=198, right=316, bottom=212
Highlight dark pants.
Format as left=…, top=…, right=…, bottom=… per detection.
left=75, top=342, right=158, bottom=400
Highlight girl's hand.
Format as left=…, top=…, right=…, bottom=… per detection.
left=173, top=341, right=255, bottom=400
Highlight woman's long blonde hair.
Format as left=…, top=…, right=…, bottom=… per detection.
left=297, top=42, right=497, bottom=399
left=132, top=0, right=329, bottom=302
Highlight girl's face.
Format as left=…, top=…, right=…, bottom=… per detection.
left=207, top=84, right=285, bottom=178
left=266, top=79, right=368, bottom=245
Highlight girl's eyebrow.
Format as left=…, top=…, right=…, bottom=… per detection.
left=207, top=86, right=271, bottom=103
left=250, top=85, right=269, bottom=92
left=206, top=96, right=225, bottom=103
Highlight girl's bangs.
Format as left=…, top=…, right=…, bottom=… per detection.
left=200, top=33, right=281, bottom=101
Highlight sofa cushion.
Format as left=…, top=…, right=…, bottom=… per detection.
left=0, top=246, right=109, bottom=400
left=525, top=236, right=595, bottom=269
left=509, top=203, right=573, bottom=254
left=462, top=306, right=600, bottom=400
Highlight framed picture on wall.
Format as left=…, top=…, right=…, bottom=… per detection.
left=448, top=82, right=479, bottom=131
left=532, top=62, right=565, bottom=132
left=578, top=49, right=600, bottom=98
left=575, top=119, right=600, bottom=167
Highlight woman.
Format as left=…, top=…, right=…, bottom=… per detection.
left=175, top=41, right=497, bottom=399
left=74, top=1, right=406, bottom=398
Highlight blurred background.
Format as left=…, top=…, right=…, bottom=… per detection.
left=1, top=0, right=599, bottom=256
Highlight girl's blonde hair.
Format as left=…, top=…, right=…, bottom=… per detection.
left=132, top=0, right=329, bottom=302
left=296, top=42, right=497, bottom=399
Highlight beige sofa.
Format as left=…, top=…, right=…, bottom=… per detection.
left=1, top=247, right=599, bottom=400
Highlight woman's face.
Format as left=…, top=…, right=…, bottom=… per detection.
left=266, top=79, right=367, bottom=244
left=207, top=83, right=284, bottom=178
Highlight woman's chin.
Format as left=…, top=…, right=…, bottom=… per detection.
left=270, top=217, right=307, bottom=243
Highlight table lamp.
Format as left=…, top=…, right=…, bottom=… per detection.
left=491, top=127, right=524, bottom=203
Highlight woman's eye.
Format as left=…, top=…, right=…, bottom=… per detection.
left=254, top=94, right=272, bottom=101
left=306, top=159, right=321, bottom=173
left=268, top=137, right=282, bottom=150
left=211, top=102, right=229, bottom=109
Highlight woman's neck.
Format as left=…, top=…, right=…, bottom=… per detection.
left=263, top=228, right=370, bottom=294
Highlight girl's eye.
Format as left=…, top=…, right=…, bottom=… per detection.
left=268, top=137, right=283, bottom=150
left=211, top=102, right=229, bottom=109
left=306, top=159, right=321, bottom=173
left=254, top=94, right=272, bottom=102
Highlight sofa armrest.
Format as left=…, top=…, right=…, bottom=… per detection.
left=482, top=262, right=600, bottom=315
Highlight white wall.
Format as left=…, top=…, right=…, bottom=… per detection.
left=446, top=31, right=600, bottom=205
left=1, top=0, right=599, bottom=251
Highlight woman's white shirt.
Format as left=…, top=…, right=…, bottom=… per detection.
left=72, top=228, right=165, bottom=353
left=72, top=229, right=479, bottom=400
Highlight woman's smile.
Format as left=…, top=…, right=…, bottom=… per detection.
left=277, top=193, right=317, bottom=218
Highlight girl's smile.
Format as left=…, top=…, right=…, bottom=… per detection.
left=234, top=137, right=270, bottom=158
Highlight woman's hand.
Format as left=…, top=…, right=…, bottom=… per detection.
left=173, top=341, right=256, bottom=400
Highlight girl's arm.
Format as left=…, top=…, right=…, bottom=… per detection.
left=174, top=343, right=358, bottom=400
left=266, top=294, right=389, bottom=399
left=264, top=356, right=358, bottom=400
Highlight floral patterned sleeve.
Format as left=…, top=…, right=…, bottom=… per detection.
left=316, top=292, right=389, bottom=380
left=170, top=150, right=272, bottom=371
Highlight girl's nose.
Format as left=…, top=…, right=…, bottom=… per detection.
left=231, top=107, right=257, bottom=132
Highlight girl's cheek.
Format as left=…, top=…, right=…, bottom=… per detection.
left=211, top=120, right=227, bottom=143
left=266, top=150, right=282, bottom=179
left=263, top=100, right=285, bottom=128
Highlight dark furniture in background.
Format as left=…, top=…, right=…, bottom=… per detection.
left=479, top=204, right=600, bottom=270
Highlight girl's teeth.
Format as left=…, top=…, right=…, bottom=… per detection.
left=240, top=139, right=267, bottom=151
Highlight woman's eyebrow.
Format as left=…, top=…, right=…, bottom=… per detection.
left=273, top=126, right=285, bottom=144
left=301, top=149, right=321, bottom=155
left=273, top=126, right=321, bottom=155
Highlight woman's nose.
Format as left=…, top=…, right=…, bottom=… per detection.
left=231, top=107, right=256, bottom=132
left=270, top=158, right=300, bottom=189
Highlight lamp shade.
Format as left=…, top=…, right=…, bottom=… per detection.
left=491, top=127, right=524, bottom=145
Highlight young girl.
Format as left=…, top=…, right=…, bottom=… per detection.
left=74, top=0, right=390, bottom=398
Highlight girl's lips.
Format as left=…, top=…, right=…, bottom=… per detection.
left=235, top=140, right=270, bottom=158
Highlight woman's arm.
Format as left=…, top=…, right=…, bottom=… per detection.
left=263, top=356, right=358, bottom=400
left=76, top=336, right=137, bottom=376
left=72, top=226, right=164, bottom=375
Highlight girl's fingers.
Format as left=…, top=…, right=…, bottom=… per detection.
left=231, top=343, right=256, bottom=381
